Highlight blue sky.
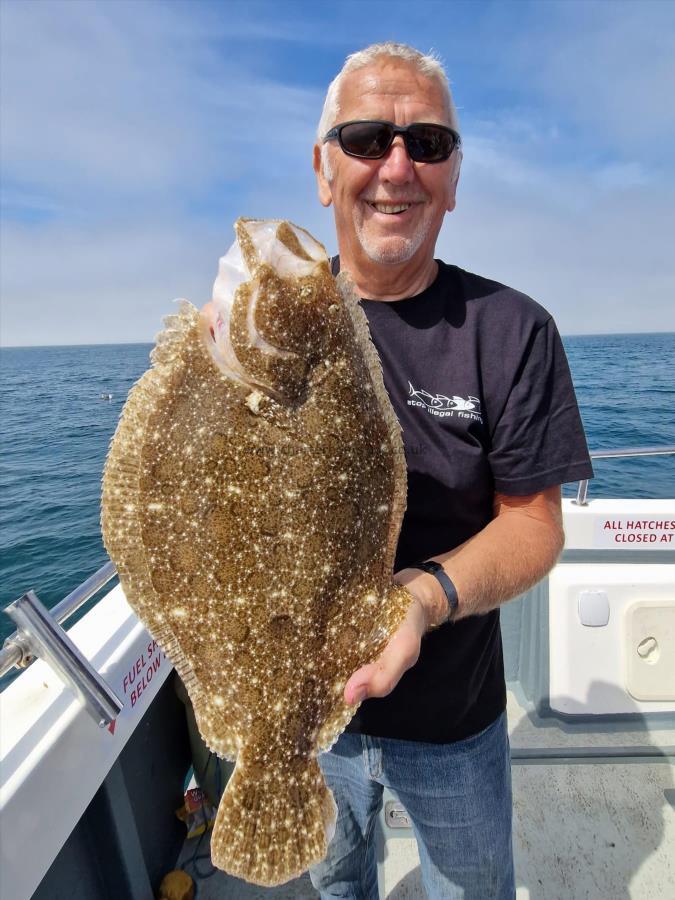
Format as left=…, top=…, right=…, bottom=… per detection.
left=1, top=0, right=674, bottom=345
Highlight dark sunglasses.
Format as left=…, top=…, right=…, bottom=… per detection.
left=323, top=119, right=461, bottom=163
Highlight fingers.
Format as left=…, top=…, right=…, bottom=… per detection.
left=344, top=615, right=422, bottom=705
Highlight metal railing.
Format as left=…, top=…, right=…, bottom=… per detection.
left=1, top=443, right=673, bottom=678
left=0, top=561, right=117, bottom=679
left=574, top=445, right=675, bottom=505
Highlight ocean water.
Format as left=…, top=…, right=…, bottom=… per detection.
left=1, top=333, right=674, bottom=676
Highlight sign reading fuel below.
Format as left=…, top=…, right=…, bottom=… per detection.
left=122, top=639, right=167, bottom=707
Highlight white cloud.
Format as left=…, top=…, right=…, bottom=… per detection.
left=0, top=0, right=328, bottom=345
left=486, top=0, right=675, bottom=160
left=0, top=0, right=321, bottom=207
left=1, top=0, right=673, bottom=346
left=594, top=163, right=651, bottom=191
left=1, top=217, right=221, bottom=346
left=440, top=132, right=675, bottom=335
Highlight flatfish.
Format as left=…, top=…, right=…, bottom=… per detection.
left=101, top=218, right=413, bottom=886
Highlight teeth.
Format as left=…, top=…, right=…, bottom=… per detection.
left=371, top=202, right=411, bottom=214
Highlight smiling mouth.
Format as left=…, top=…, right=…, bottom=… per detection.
left=366, top=201, right=416, bottom=215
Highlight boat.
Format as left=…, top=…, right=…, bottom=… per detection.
left=1, top=447, right=673, bottom=899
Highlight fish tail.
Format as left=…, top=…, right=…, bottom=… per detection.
left=210, top=749, right=337, bottom=887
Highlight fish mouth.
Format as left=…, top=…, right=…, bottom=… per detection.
left=203, top=219, right=330, bottom=400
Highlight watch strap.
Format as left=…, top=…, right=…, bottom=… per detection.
left=409, top=560, right=458, bottom=625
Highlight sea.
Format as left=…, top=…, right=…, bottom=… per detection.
left=1, top=333, right=674, bottom=687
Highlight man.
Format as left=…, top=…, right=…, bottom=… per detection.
left=308, top=42, right=593, bottom=899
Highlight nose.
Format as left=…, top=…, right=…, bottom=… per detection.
left=378, top=136, right=415, bottom=184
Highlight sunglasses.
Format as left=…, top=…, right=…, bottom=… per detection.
left=323, top=119, right=461, bottom=164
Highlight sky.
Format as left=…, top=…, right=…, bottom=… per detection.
left=1, top=0, right=674, bottom=345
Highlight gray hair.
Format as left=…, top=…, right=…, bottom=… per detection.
left=317, top=42, right=460, bottom=180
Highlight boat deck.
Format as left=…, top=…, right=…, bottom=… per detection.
left=172, top=686, right=675, bottom=899
left=2, top=497, right=674, bottom=899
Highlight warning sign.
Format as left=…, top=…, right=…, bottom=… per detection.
left=595, top=518, right=675, bottom=548
left=107, top=636, right=170, bottom=736
left=121, top=639, right=167, bottom=707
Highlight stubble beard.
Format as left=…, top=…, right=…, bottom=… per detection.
left=353, top=211, right=431, bottom=265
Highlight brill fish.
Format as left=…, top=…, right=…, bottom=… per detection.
left=101, top=218, right=413, bottom=886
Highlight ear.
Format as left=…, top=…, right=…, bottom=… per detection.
left=446, top=149, right=462, bottom=213
left=313, top=143, right=333, bottom=208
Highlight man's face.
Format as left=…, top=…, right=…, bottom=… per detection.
left=314, top=59, right=461, bottom=270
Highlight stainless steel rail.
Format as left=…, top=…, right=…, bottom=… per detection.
left=574, top=445, right=675, bottom=505
left=0, top=561, right=117, bottom=678
left=4, top=590, right=123, bottom=726
left=2, top=443, right=673, bottom=677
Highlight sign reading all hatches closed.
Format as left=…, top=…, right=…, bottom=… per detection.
left=595, top=518, right=675, bottom=547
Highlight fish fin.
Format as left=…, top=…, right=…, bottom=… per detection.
left=210, top=749, right=337, bottom=887
left=101, top=297, right=212, bottom=718
left=335, top=272, right=408, bottom=576
left=315, top=582, right=415, bottom=754
left=150, top=299, right=200, bottom=370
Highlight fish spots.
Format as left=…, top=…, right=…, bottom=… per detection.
left=246, top=565, right=270, bottom=593
left=242, top=452, right=270, bottom=478
left=238, top=683, right=263, bottom=707
left=334, top=625, right=360, bottom=655
left=330, top=500, right=360, bottom=533
left=269, top=540, right=290, bottom=567
left=159, top=481, right=175, bottom=498
left=181, top=494, right=200, bottom=515
left=284, top=681, right=319, bottom=754
left=260, top=424, right=288, bottom=447
left=292, top=454, right=315, bottom=489
left=267, top=615, right=294, bottom=640
left=171, top=517, right=187, bottom=535
left=138, top=472, right=156, bottom=493
left=276, top=221, right=314, bottom=263
left=188, top=573, right=215, bottom=597
left=260, top=504, right=284, bottom=536
left=207, top=502, right=246, bottom=543
left=153, top=458, right=177, bottom=482
left=221, top=447, right=271, bottom=480
left=100, top=219, right=413, bottom=888
left=301, top=531, right=326, bottom=560
left=210, top=434, right=230, bottom=456
left=141, top=521, right=168, bottom=549
left=224, top=619, right=251, bottom=643
left=171, top=543, right=200, bottom=573
left=207, top=508, right=231, bottom=542
left=151, top=568, right=174, bottom=594
left=222, top=455, right=239, bottom=475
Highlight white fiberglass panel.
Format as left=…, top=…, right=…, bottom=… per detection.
left=0, top=585, right=172, bottom=900
left=626, top=602, right=675, bottom=701
left=562, top=498, right=675, bottom=551
left=548, top=564, right=675, bottom=715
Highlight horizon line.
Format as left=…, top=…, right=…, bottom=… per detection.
left=2, top=329, right=675, bottom=350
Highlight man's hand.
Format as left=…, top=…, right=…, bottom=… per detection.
left=343, top=583, right=430, bottom=706
left=343, top=486, right=564, bottom=706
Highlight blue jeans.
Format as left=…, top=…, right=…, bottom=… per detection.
left=309, top=711, right=514, bottom=899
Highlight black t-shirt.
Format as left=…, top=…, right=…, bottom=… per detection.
left=335, top=259, right=593, bottom=744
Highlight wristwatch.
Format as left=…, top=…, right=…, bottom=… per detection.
left=409, top=560, right=458, bottom=626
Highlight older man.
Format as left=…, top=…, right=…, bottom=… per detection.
left=308, top=43, right=593, bottom=899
